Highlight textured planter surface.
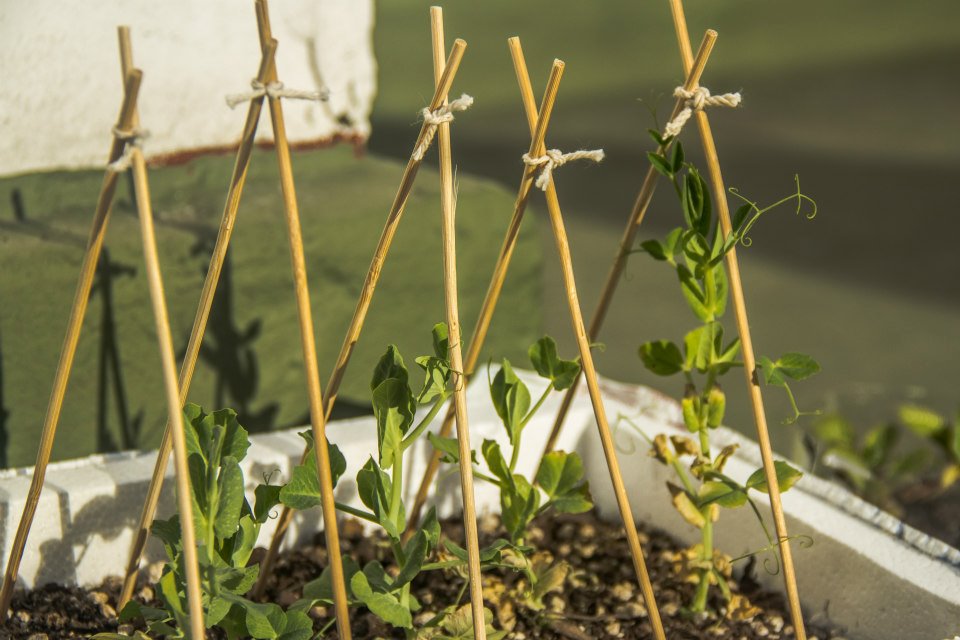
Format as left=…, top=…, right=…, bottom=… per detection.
left=0, top=371, right=957, bottom=639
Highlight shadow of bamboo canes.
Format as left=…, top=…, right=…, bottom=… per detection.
left=92, top=247, right=142, bottom=452
left=187, top=236, right=278, bottom=431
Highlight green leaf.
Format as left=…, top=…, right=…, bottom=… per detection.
left=638, top=340, right=683, bottom=376
left=302, top=556, right=361, bottom=604
left=278, top=440, right=348, bottom=510
left=276, top=610, right=314, bottom=640
left=481, top=439, right=512, bottom=485
left=500, top=474, right=540, bottom=542
left=415, top=355, right=451, bottom=404
left=427, top=433, right=477, bottom=465
left=395, top=530, right=428, bottom=589
left=640, top=239, right=667, bottom=261
left=432, top=322, right=450, bottom=359
left=212, top=408, right=251, bottom=463
left=536, top=451, right=585, bottom=499
left=898, top=404, right=945, bottom=438
left=254, top=484, right=282, bottom=523
left=528, top=336, right=580, bottom=390
left=746, top=461, right=804, bottom=494
left=371, top=345, right=409, bottom=391
left=731, top=203, right=752, bottom=232
left=759, top=353, right=821, bottom=386
left=489, top=359, right=531, bottom=445
left=350, top=571, right=413, bottom=629
left=670, top=140, right=685, bottom=173
left=677, top=264, right=709, bottom=321
left=372, top=378, right=415, bottom=468
left=214, top=456, right=245, bottom=539
left=421, top=506, right=441, bottom=548
left=647, top=151, right=673, bottom=178
left=698, top=480, right=747, bottom=509
left=647, top=128, right=667, bottom=148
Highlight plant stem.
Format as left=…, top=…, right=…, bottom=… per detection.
left=670, top=458, right=697, bottom=496
left=401, top=394, right=449, bottom=452
left=692, top=514, right=714, bottom=612
left=512, top=384, right=553, bottom=472
left=334, top=502, right=378, bottom=524
left=388, top=448, right=403, bottom=528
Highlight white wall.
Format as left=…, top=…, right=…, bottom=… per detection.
left=0, top=0, right=376, bottom=176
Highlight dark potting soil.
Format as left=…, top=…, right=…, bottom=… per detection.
left=1, top=511, right=845, bottom=640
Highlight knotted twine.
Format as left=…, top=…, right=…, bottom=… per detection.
left=663, top=85, right=741, bottom=139
left=107, top=126, right=149, bottom=173
left=411, top=94, right=474, bottom=161
left=225, top=80, right=329, bottom=109
left=522, top=148, right=605, bottom=191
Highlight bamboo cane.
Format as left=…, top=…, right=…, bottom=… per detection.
left=539, top=29, right=717, bottom=460
left=510, top=48, right=668, bottom=640
left=252, top=1, right=352, bottom=636
left=252, top=33, right=468, bottom=597
left=429, top=8, right=485, bottom=638
left=118, top=34, right=278, bottom=609
left=668, top=0, right=807, bottom=637
left=0, top=64, right=142, bottom=620
left=126, top=80, right=206, bottom=640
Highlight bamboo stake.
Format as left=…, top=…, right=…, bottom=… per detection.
left=404, top=40, right=568, bottom=536
left=668, top=1, right=807, bottom=636
left=512, top=48, right=668, bottom=640
left=118, top=34, right=278, bottom=609
left=251, top=1, right=352, bottom=636
left=429, top=8, right=485, bottom=638
left=539, top=29, right=717, bottom=460
left=253, top=34, right=468, bottom=597
left=125, top=76, right=205, bottom=640
left=0, top=61, right=142, bottom=620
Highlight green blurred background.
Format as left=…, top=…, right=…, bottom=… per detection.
left=1, top=0, right=957, bottom=468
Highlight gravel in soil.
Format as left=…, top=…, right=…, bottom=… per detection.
left=1, top=511, right=845, bottom=639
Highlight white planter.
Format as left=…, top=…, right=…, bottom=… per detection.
left=1, top=370, right=957, bottom=640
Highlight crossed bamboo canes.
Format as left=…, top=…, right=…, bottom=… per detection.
left=251, top=25, right=470, bottom=598
left=429, top=9, right=487, bottom=636
left=0, top=36, right=206, bottom=639
left=668, top=0, right=808, bottom=636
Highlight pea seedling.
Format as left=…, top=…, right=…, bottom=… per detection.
left=96, top=405, right=308, bottom=640
left=631, top=135, right=819, bottom=614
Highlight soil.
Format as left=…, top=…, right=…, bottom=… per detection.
left=1, top=511, right=845, bottom=640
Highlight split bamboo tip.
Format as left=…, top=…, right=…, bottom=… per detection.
left=706, top=28, right=718, bottom=39
left=552, top=58, right=565, bottom=71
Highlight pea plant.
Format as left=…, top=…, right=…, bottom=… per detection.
left=96, top=405, right=309, bottom=640
left=430, top=336, right=592, bottom=617
left=279, top=323, right=467, bottom=636
left=629, top=134, right=819, bottom=614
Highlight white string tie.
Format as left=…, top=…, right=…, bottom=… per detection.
left=522, top=148, right=605, bottom=191
left=411, top=94, right=474, bottom=161
left=107, top=127, right=150, bottom=172
left=664, top=85, right=741, bottom=138
left=225, top=80, right=329, bottom=109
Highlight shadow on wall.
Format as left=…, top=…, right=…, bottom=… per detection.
left=187, top=233, right=279, bottom=433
